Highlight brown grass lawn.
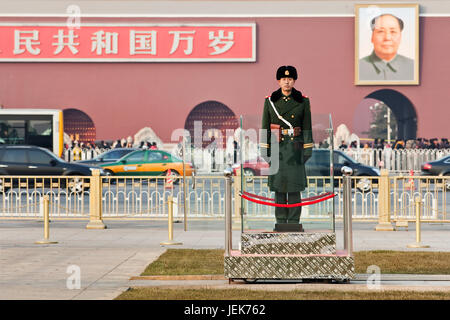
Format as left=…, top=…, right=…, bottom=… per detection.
left=142, top=249, right=225, bottom=276
left=354, top=250, right=450, bottom=274
left=117, top=249, right=450, bottom=300
left=117, top=288, right=450, bottom=300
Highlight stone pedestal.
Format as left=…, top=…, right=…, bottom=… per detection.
left=224, top=232, right=354, bottom=281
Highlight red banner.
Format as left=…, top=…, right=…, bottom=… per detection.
left=0, top=23, right=256, bottom=62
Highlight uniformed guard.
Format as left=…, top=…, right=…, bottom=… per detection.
left=260, top=65, right=314, bottom=232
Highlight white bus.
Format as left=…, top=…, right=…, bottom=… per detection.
left=0, top=108, right=64, bottom=157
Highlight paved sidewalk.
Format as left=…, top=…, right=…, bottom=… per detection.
left=0, top=219, right=449, bottom=300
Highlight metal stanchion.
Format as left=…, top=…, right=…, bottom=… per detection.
left=35, top=195, right=58, bottom=245
left=407, top=197, right=430, bottom=249
left=160, top=195, right=183, bottom=246
left=342, top=166, right=353, bottom=257
left=224, top=168, right=233, bottom=257
left=181, top=135, right=188, bottom=231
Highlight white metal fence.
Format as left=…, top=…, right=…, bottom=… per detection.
left=343, top=148, right=450, bottom=173
left=64, top=147, right=450, bottom=174
left=0, top=175, right=448, bottom=223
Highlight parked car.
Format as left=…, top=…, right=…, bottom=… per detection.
left=421, top=155, right=450, bottom=190
left=0, top=145, right=106, bottom=193
left=233, top=149, right=380, bottom=191
left=99, top=149, right=194, bottom=183
left=75, top=148, right=138, bottom=166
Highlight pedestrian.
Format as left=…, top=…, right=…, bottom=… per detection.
left=374, top=138, right=384, bottom=149
left=101, top=140, right=110, bottom=150
left=112, top=139, right=121, bottom=149
left=126, top=136, right=133, bottom=148
left=72, top=140, right=82, bottom=161
left=394, top=139, right=405, bottom=149
left=339, top=140, right=348, bottom=150
left=431, top=138, right=440, bottom=149
left=260, top=65, right=313, bottom=232
left=405, top=139, right=415, bottom=149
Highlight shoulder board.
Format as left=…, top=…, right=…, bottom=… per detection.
left=265, top=95, right=271, bottom=99
left=303, top=95, right=309, bottom=98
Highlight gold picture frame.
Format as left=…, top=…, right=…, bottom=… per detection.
left=355, top=3, right=419, bottom=85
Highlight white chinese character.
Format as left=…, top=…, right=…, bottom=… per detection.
left=208, top=30, right=234, bottom=55
left=129, top=30, right=157, bottom=55
left=13, top=30, right=41, bottom=55
left=169, top=31, right=195, bottom=55
left=53, top=29, right=80, bottom=55
left=91, top=31, right=119, bottom=55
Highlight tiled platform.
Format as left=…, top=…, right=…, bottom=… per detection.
left=225, top=232, right=354, bottom=281
left=241, top=232, right=337, bottom=255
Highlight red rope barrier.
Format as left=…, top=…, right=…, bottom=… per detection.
left=240, top=192, right=336, bottom=208
left=241, top=191, right=332, bottom=202
left=241, top=191, right=275, bottom=201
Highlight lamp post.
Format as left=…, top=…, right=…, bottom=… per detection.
left=384, top=104, right=392, bottom=144
left=370, top=101, right=392, bottom=144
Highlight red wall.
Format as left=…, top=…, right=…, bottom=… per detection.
left=0, top=16, right=449, bottom=142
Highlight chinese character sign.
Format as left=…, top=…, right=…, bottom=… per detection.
left=0, top=24, right=256, bottom=62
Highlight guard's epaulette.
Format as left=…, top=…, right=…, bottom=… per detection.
left=303, top=94, right=309, bottom=98
left=265, top=95, right=271, bottom=99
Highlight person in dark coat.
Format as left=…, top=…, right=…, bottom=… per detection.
left=260, top=65, right=313, bottom=231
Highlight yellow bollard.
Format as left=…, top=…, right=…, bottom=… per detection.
left=407, top=197, right=430, bottom=248
left=86, top=169, right=106, bottom=229
left=35, top=195, right=58, bottom=245
left=160, top=196, right=183, bottom=246
left=375, top=169, right=394, bottom=231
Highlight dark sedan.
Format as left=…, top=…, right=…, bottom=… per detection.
left=75, top=148, right=138, bottom=166
left=233, top=149, right=380, bottom=191
left=0, top=145, right=106, bottom=193
left=421, top=155, right=450, bottom=190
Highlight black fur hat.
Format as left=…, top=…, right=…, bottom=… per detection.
left=276, top=65, right=298, bottom=80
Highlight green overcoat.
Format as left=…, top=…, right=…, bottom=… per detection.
left=260, top=87, right=313, bottom=193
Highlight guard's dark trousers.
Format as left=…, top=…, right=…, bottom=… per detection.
left=274, top=192, right=302, bottom=224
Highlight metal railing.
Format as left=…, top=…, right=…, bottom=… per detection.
left=391, top=175, right=449, bottom=222
left=343, top=148, right=450, bottom=173
left=0, top=173, right=448, bottom=225
left=0, top=176, right=90, bottom=218
left=63, top=146, right=450, bottom=174
left=101, top=175, right=226, bottom=218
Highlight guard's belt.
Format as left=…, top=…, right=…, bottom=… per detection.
left=281, top=127, right=302, bottom=136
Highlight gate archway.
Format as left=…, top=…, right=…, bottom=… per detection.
left=63, top=108, right=96, bottom=144
left=364, top=89, right=417, bottom=140
left=184, top=101, right=238, bottom=148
